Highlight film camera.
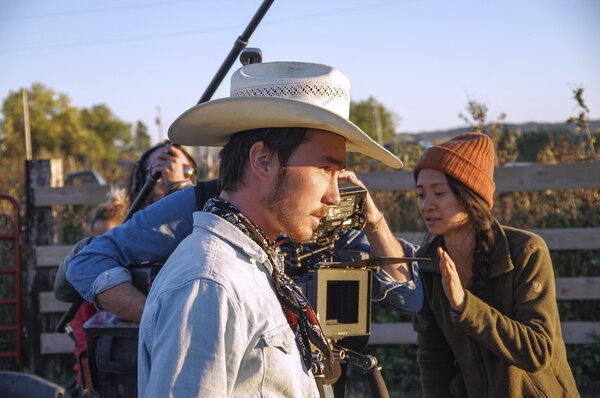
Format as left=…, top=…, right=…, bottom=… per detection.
left=277, top=181, right=375, bottom=352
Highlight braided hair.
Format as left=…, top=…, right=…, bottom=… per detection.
left=445, top=174, right=495, bottom=300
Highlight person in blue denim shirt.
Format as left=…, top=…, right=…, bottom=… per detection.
left=68, top=61, right=423, bottom=396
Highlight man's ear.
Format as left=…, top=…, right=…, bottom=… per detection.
left=248, top=141, right=277, bottom=181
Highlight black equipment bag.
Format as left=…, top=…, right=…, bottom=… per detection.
left=84, top=323, right=139, bottom=398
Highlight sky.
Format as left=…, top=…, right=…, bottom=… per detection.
left=1, top=0, right=599, bottom=144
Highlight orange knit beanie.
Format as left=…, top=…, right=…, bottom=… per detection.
left=413, top=132, right=496, bottom=208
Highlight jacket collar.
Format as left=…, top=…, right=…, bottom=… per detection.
left=192, top=211, right=273, bottom=271
left=417, top=220, right=514, bottom=278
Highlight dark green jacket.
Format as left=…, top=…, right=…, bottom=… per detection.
left=413, top=222, right=579, bottom=397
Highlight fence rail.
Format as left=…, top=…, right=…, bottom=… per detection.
left=358, top=162, right=600, bottom=192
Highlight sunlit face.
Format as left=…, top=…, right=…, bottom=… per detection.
left=416, top=168, right=470, bottom=236
left=261, top=129, right=346, bottom=243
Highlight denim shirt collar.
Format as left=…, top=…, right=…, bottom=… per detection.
left=192, top=211, right=274, bottom=273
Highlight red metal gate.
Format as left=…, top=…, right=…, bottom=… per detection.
left=0, top=194, right=22, bottom=365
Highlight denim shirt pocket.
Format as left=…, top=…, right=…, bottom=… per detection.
left=262, top=323, right=294, bottom=355
left=259, top=323, right=315, bottom=396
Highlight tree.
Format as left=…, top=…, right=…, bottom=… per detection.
left=1, top=83, right=81, bottom=161
left=0, top=83, right=149, bottom=199
left=133, top=121, right=151, bottom=153
left=349, top=97, right=399, bottom=144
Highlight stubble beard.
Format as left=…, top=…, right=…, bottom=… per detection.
left=261, top=173, right=327, bottom=244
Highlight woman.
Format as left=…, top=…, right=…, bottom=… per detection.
left=412, top=133, right=579, bottom=397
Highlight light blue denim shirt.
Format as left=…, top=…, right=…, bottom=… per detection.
left=138, top=211, right=319, bottom=397
left=67, top=185, right=422, bottom=313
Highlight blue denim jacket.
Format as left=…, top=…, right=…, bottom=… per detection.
left=67, top=185, right=422, bottom=313
left=139, top=211, right=319, bottom=397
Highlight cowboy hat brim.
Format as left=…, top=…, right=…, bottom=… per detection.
left=168, top=97, right=403, bottom=169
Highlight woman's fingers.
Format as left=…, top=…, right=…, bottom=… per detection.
left=437, top=247, right=466, bottom=312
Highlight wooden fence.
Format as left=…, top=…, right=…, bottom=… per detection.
left=24, top=161, right=600, bottom=367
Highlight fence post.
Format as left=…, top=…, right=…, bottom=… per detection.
left=23, top=160, right=56, bottom=373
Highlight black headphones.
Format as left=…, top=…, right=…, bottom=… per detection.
left=130, top=140, right=198, bottom=198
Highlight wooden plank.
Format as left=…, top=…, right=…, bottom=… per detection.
left=35, top=245, right=73, bottom=267
left=40, top=333, right=73, bottom=355
left=38, top=292, right=71, bottom=313
left=34, top=185, right=110, bottom=206
left=369, top=321, right=600, bottom=345
left=555, top=277, right=600, bottom=300
left=359, top=162, right=600, bottom=193
left=395, top=228, right=600, bottom=251
left=561, top=321, right=600, bottom=344
left=370, top=322, right=416, bottom=345
left=494, top=162, right=600, bottom=192
left=528, top=228, right=600, bottom=251
left=358, top=170, right=414, bottom=192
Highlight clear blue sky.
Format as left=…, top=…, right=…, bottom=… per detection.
left=1, top=0, right=599, bottom=144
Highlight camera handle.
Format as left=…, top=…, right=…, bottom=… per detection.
left=333, top=344, right=390, bottom=398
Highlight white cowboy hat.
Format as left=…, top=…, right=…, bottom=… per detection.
left=168, top=62, right=403, bottom=169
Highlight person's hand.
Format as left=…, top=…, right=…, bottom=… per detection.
left=338, top=170, right=380, bottom=225
left=438, top=247, right=466, bottom=312
left=152, top=145, right=192, bottom=184
left=340, top=169, right=409, bottom=281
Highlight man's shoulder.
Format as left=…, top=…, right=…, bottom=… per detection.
left=151, top=218, right=262, bottom=293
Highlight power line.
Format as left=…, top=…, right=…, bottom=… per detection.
left=0, top=0, right=405, bottom=53
left=0, top=24, right=242, bottom=53
left=0, top=0, right=196, bottom=21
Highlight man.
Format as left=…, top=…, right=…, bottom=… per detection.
left=69, top=61, right=421, bottom=395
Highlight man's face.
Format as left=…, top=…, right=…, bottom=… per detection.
left=261, top=129, right=346, bottom=243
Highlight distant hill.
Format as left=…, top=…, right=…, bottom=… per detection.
left=396, top=119, right=600, bottom=145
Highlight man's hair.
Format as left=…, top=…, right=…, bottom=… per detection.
left=92, top=188, right=130, bottom=225
left=218, top=127, right=310, bottom=192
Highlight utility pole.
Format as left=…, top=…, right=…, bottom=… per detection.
left=156, top=105, right=164, bottom=142
left=22, top=89, right=32, bottom=160
left=373, top=100, right=383, bottom=144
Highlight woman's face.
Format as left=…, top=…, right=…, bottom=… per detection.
left=416, top=168, right=470, bottom=236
